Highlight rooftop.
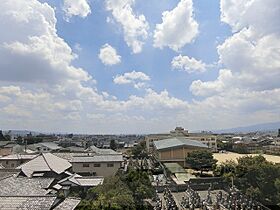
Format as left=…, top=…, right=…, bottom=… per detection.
left=153, top=137, right=208, bottom=150
left=89, top=145, right=121, bottom=155
left=16, top=153, right=72, bottom=177
left=0, top=176, right=54, bottom=196
left=71, top=154, right=123, bottom=163
left=0, top=154, right=37, bottom=160
left=0, top=196, right=57, bottom=210
left=53, top=197, right=81, bottom=210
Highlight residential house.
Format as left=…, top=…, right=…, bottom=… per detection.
left=71, top=154, right=123, bottom=177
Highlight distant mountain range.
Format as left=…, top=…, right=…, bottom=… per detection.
left=215, top=121, right=280, bottom=133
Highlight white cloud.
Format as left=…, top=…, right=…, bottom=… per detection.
left=63, top=0, right=91, bottom=20
left=113, top=71, right=150, bottom=89
left=0, top=0, right=91, bottom=84
left=190, top=69, right=233, bottom=96
left=105, top=0, right=149, bottom=54
left=171, top=54, right=206, bottom=73
left=98, top=44, right=121, bottom=66
left=153, top=0, right=198, bottom=51
left=186, top=0, right=280, bottom=129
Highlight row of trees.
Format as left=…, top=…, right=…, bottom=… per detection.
left=185, top=150, right=280, bottom=206
left=215, top=155, right=280, bottom=206
left=77, top=168, right=155, bottom=210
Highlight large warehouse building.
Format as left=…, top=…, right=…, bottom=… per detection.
left=153, top=137, right=208, bottom=167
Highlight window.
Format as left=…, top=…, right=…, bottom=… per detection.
left=11, top=163, right=14, bottom=167
left=94, top=163, right=101, bottom=167
left=107, top=163, right=114, bottom=167
left=83, top=163, right=89, bottom=167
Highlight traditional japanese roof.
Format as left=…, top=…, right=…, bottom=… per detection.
left=16, top=153, right=72, bottom=177
left=0, top=196, right=57, bottom=210
left=0, top=176, right=54, bottom=196
left=0, top=154, right=37, bottom=160
left=58, top=173, right=103, bottom=187
left=71, top=154, right=123, bottom=163
left=153, top=137, right=208, bottom=151
left=53, top=197, right=81, bottom=210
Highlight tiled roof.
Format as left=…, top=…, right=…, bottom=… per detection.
left=17, top=153, right=72, bottom=177
left=0, top=176, right=54, bottom=196
left=0, top=196, right=56, bottom=210
left=53, top=197, right=81, bottom=210
left=71, top=154, right=123, bottom=163
left=0, top=154, right=37, bottom=160
left=53, top=152, right=93, bottom=161
left=59, top=174, right=104, bottom=187
left=153, top=137, right=208, bottom=150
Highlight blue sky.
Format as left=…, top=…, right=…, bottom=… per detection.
left=51, top=0, right=231, bottom=101
left=0, top=0, right=279, bottom=134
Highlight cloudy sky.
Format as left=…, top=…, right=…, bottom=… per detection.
left=0, top=0, right=279, bottom=134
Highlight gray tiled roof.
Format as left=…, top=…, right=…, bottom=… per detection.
left=0, top=176, right=54, bottom=196
left=16, top=153, right=72, bottom=177
left=59, top=174, right=104, bottom=187
left=53, top=197, right=81, bottom=210
left=71, top=154, right=123, bottom=163
left=0, top=196, right=56, bottom=210
left=0, top=154, right=37, bottom=160
left=153, top=137, right=208, bottom=150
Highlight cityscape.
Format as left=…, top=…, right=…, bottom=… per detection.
left=1, top=0, right=280, bottom=209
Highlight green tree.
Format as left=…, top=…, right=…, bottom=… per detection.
left=185, top=150, right=217, bottom=175
left=77, top=176, right=135, bottom=210
left=234, top=155, right=280, bottom=205
left=131, top=141, right=148, bottom=158
left=123, top=169, right=155, bottom=203
left=110, top=140, right=117, bottom=150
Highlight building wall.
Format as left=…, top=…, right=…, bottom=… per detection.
left=0, top=159, right=25, bottom=168
left=72, top=162, right=122, bottom=177
left=145, top=132, right=217, bottom=152
left=157, top=146, right=207, bottom=167
left=0, top=148, right=13, bottom=156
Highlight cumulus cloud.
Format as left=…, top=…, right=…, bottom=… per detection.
left=190, top=69, right=233, bottom=96
left=0, top=0, right=91, bottom=84
left=172, top=54, right=207, bottom=73
left=113, top=71, right=150, bottom=89
left=98, top=44, right=121, bottom=66
left=63, top=0, right=91, bottom=20
left=186, top=0, right=280, bottom=129
left=105, top=0, right=149, bottom=53
left=153, top=0, right=199, bottom=51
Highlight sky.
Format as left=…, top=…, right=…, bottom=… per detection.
left=0, top=0, right=280, bottom=134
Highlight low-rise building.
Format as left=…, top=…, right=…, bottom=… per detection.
left=0, top=154, right=37, bottom=168
left=153, top=137, right=208, bottom=167
left=145, top=127, right=218, bottom=152
left=71, top=154, right=123, bottom=177
left=16, top=153, right=72, bottom=178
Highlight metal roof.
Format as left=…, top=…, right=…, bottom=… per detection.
left=164, top=163, right=186, bottom=173
left=153, top=137, right=208, bottom=150
left=16, top=153, right=72, bottom=177
left=38, top=142, right=61, bottom=150
left=71, top=154, right=123, bottom=163
left=89, top=145, right=121, bottom=155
